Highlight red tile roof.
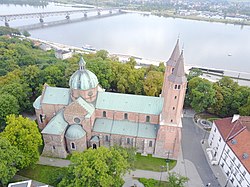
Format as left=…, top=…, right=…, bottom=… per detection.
left=215, top=116, right=250, bottom=173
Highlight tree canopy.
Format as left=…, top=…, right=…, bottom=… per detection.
left=0, top=136, right=23, bottom=186
left=0, top=94, right=20, bottom=128
left=1, top=115, right=42, bottom=168
left=59, top=147, right=130, bottom=187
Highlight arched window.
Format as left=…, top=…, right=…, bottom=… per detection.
left=174, top=96, right=177, bottom=99
left=71, top=142, right=76, bottom=150
left=174, top=85, right=177, bottom=89
left=103, top=111, right=106, bottom=117
left=149, top=141, right=153, bottom=147
left=172, top=68, right=175, bottom=73
left=105, top=135, right=109, bottom=142
left=171, top=119, right=173, bottom=123
left=178, top=85, right=181, bottom=89
left=127, top=138, right=130, bottom=144
left=173, top=107, right=175, bottom=110
left=124, top=113, right=128, bottom=120
left=146, top=116, right=150, bottom=122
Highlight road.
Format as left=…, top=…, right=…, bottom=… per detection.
left=182, top=117, right=221, bottom=186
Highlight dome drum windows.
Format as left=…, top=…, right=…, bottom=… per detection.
left=124, top=113, right=128, bottom=120
left=103, top=111, right=106, bottom=118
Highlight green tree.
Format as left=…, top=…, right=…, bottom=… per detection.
left=59, top=147, right=130, bottom=187
left=0, top=82, right=31, bottom=111
left=167, top=172, right=189, bottom=187
left=96, top=50, right=109, bottom=60
left=187, top=68, right=203, bottom=81
left=1, top=115, right=42, bottom=168
left=188, top=78, right=216, bottom=113
left=239, top=96, right=250, bottom=116
left=143, top=71, right=163, bottom=96
left=0, top=94, right=19, bottom=128
left=0, top=136, right=24, bottom=186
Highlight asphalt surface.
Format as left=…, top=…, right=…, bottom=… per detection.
left=182, top=117, right=221, bottom=187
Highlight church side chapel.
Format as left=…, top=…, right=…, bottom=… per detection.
left=33, top=39, right=187, bottom=159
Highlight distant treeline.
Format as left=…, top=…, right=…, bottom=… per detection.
left=0, top=0, right=48, bottom=6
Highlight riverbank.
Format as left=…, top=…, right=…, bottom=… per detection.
left=24, top=36, right=250, bottom=87
left=152, top=10, right=250, bottom=26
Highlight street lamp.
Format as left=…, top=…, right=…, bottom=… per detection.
left=159, top=165, right=165, bottom=186
left=166, top=151, right=170, bottom=173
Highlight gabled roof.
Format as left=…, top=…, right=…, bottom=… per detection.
left=42, top=86, right=70, bottom=105
left=166, top=39, right=180, bottom=67
left=93, top=118, right=158, bottom=139
left=76, top=97, right=95, bottom=118
left=168, top=51, right=187, bottom=84
left=41, top=110, right=68, bottom=135
left=215, top=116, right=250, bottom=173
left=96, top=92, right=164, bottom=115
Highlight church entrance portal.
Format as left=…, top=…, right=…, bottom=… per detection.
left=93, top=143, right=97, bottom=149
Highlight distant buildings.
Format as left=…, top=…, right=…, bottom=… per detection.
left=55, top=49, right=73, bottom=60
left=208, top=115, right=250, bottom=187
left=33, top=40, right=187, bottom=160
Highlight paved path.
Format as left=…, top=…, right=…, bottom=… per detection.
left=182, top=117, right=220, bottom=186
left=39, top=156, right=70, bottom=167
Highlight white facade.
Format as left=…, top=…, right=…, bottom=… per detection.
left=208, top=122, right=250, bottom=187
left=55, top=50, right=72, bottom=60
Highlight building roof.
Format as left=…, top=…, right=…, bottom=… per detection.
left=214, top=116, right=250, bottom=173
left=42, top=86, right=70, bottom=105
left=8, top=180, right=32, bottom=187
left=33, top=95, right=41, bottom=109
left=166, top=39, right=180, bottom=67
left=69, top=57, right=98, bottom=90
left=168, top=51, right=187, bottom=84
left=96, top=92, right=164, bottom=115
left=41, top=110, right=68, bottom=135
left=76, top=97, right=95, bottom=118
left=65, top=124, right=86, bottom=140
left=93, top=118, right=158, bottom=139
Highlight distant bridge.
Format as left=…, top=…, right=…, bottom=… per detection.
left=16, top=11, right=123, bottom=31
left=0, top=8, right=120, bottom=27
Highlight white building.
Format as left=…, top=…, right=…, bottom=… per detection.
left=55, top=49, right=73, bottom=60
left=208, top=115, right=250, bottom=187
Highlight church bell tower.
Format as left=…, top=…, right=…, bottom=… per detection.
left=154, top=39, right=187, bottom=159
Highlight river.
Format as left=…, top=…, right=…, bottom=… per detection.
left=1, top=3, right=250, bottom=75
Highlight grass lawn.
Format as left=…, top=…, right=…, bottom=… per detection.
left=135, top=154, right=177, bottom=172
left=17, top=164, right=67, bottom=186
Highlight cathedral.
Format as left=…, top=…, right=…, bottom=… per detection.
left=33, top=40, right=187, bottom=159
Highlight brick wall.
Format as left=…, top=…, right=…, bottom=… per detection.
left=66, top=136, right=87, bottom=154
left=95, top=109, right=159, bottom=124
left=71, top=87, right=98, bottom=102
left=42, top=134, right=68, bottom=158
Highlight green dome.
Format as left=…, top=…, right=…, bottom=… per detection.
left=69, top=57, right=98, bottom=90
left=65, top=124, right=86, bottom=140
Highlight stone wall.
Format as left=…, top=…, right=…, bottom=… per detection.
left=66, top=135, right=87, bottom=154
left=91, top=132, right=156, bottom=155
left=42, top=134, right=68, bottom=158
left=154, top=126, right=181, bottom=159
left=63, top=101, right=88, bottom=125
left=39, top=103, right=66, bottom=129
